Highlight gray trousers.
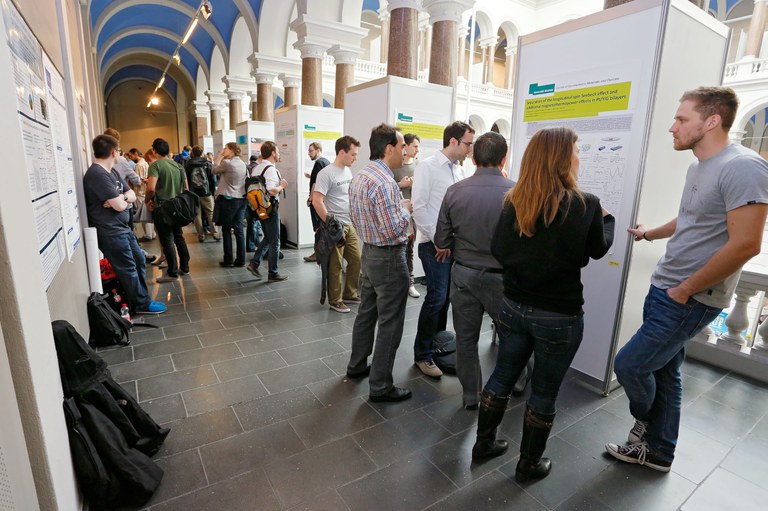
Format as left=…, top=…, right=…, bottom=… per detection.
left=450, top=263, right=504, bottom=406
left=348, top=244, right=409, bottom=396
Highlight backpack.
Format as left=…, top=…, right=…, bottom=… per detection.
left=155, top=190, right=200, bottom=228
left=188, top=161, right=210, bottom=196
left=87, top=292, right=131, bottom=347
left=245, top=164, right=275, bottom=220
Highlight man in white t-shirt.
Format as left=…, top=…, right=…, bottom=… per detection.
left=246, top=141, right=289, bottom=282
left=312, top=136, right=362, bottom=313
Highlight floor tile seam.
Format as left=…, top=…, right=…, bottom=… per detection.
left=169, top=345, right=246, bottom=371
left=177, top=371, right=271, bottom=413
left=283, top=396, right=381, bottom=446
left=698, top=383, right=768, bottom=413
left=553, top=432, right=617, bottom=469
left=133, top=338, right=203, bottom=360
left=111, top=355, right=177, bottom=385
left=137, top=363, right=219, bottom=403
left=685, top=393, right=765, bottom=420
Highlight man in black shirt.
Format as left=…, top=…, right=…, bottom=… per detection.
left=304, top=142, right=329, bottom=262
left=83, top=135, right=166, bottom=314
left=434, top=132, right=512, bottom=409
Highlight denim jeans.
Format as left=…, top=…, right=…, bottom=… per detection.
left=348, top=244, right=409, bottom=396
left=450, top=264, right=504, bottom=406
left=484, top=297, right=584, bottom=416
left=246, top=209, right=263, bottom=251
left=153, top=212, right=190, bottom=277
left=614, top=285, right=721, bottom=462
left=250, top=208, right=280, bottom=276
left=97, top=231, right=151, bottom=312
left=218, top=198, right=246, bottom=265
left=414, top=241, right=452, bottom=362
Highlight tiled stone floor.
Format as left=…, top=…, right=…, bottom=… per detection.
left=104, top=232, right=768, bottom=510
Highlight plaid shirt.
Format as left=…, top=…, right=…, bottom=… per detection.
left=349, top=160, right=411, bottom=246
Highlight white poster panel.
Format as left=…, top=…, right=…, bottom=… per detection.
left=2, top=0, right=64, bottom=288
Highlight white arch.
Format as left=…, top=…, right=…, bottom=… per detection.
left=734, top=95, right=768, bottom=135
left=229, top=16, right=253, bottom=77
left=468, top=113, right=487, bottom=134
left=101, top=50, right=196, bottom=99
left=105, top=78, right=178, bottom=108
left=97, top=26, right=210, bottom=87
left=473, top=10, right=494, bottom=42
left=209, top=46, right=226, bottom=92
left=92, top=0, right=230, bottom=72
left=492, top=117, right=511, bottom=139
left=340, top=0, right=365, bottom=25
left=196, top=65, right=209, bottom=102
left=497, top=20, right=519, bottom=48
left=258, top=0, right=297, bottom=55
left=232, top=0, right=260, bottom=48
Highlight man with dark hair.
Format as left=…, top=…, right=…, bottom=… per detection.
left=83, top=135, right=166, bottom=314
left=434, top=132, right=512, bottom=409
left=146, top=137, right=190, bottom=283
left=346, top=124, right=413, bottom=402
left=394, top=133, right=420, bottom=298
left=312, top=136, right=362, bottom=313
left=411, top=120, right=475, bottom=378
left=186, top=145, right=219, bottom=242
left=103, top=128, right=140, bottom=227
left=174, top=144, right=192, bottom=165
left=246, top=141, right=289, bottom=282
left=606, top=86, right=768, bottom=472
left=304, top=141, right=330, bottom=262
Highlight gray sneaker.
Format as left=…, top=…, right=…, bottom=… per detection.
left=605, top=441, right=671, bottom=472
left=628, top=419, right=648, bottom=443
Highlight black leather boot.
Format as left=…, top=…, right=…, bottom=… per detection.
left=515, top=405, right=555, bottom=483
left=471, top=390, right=509, bottom=461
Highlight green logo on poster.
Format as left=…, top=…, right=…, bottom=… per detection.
left=397, top=113, right=413, bottom=123
left=304, top=124, right=316, bottom=131
left=529, top=83, right=555, bottom=95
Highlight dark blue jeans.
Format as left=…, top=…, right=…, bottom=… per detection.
left=98, top=231, right=151, bottom=312
left=348, top=244, right=409, bottom=395
left=246, top=209, right=263, bottom=251
left=414, top=241, right=452, bottom=362
left=218, top=198, right=246, bottom=265
left=250, top=208, right=280, bottom=276
left=484, top=297, right=584, bottom=416
left=614, top=285, right=721, bottom=462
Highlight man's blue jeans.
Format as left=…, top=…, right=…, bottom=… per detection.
left=246, top=209, right=263, bottom=251
left=414, top=241, right=452, bottom=362
left=250, top=209, right=280, bottom=276
left=484, top=297, right=584, bottom=416
left=98, top=231, right=151, bottom=312
left=614, top=285, right=721, bottom=462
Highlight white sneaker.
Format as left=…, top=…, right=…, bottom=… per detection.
left=408, top=285, right=420, bottom=298
left=416, top=360, right=442, bottom=379
left=628, top=419, right=648, bottom=443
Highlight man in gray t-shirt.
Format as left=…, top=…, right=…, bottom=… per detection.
left=606, top=87, right=768, bottom=473
left=312, top=136, right=362, bottom=313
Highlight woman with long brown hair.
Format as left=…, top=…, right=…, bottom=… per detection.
left=471, top=127, right=615, bottom=483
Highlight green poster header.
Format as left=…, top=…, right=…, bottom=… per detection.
left=524, top=81, right=632, bottom=122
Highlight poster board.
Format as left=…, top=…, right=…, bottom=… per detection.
left=511, top=0, right=729, bottom=390
left=212, top=129, right=235, bottom=154
left=274, top=105, right=343, bottom=246
left=235, top=120, right=274, bottom=161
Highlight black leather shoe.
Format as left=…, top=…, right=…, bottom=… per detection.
left=346, top=365, right=371, bottom=379
left=219, top=261, right=234, bottom=267
left=370, top=386, right=412, bottom=402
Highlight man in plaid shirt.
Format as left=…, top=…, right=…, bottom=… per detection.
left=346, top=124, right=414, bottom=402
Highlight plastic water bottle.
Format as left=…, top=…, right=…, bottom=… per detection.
left=120, top=303, right=132, bottom=324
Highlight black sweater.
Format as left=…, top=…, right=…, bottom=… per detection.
left=491, top=192, right=615, bottom=315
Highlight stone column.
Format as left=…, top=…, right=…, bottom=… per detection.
left=294, top=43, right=325, bottom=106
left=249, top=91, right=258, bottom=120
left=744, top=0, right=768, bottom=60
left=387, top=0, right=421, bottom=79
left=458, top=25, right=468, bottom=79
left=479, top=45, right=488, bottom=82
left=279, top=74, right=300, bottom=108
left=205, top=90, right=227, bottom=133
left=254, top=73, right=276, bottom=122
left=379, top=9, right=390, bottom=63
left=188, top=100, right=210, bottom=141
left=424, top=0, right=473, bottom=87
left=226, top=90, right=246, bottom=128
left=329, top=46, right=363, bottom=109
left=504, top=46, right=516, bottom=89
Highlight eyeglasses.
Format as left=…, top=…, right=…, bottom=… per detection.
left=458, top=139, right=473, bottom=147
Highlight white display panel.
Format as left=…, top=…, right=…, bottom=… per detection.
left=235, top=120, right=274, bottom=161
left=510, top=0, right=728, bottom=389
left=212, top=129, right=235, bottom=154
left=274, top=105, right=344, bottom=246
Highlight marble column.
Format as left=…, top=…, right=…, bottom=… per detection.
left=428, top=20, right=457, bottom=86
left=295, top=43, right=325, bottom=106
left=254, top=73, right=276, bottom=122
left=486, top=44, right=496, bottom=84
left=249, top=91, right=258, bottom=120
left=458, top=26, right=468, bottom=79
left=189, top=100, right=210, bottom=141
left=479, top=45, right=488, bottom=83
left=279, top=74, right=300, bottom=108
left=210, top=107, right=223, bottom=132
left=226, top=90, right=246, bottom=128
left=504, top=46, right=516, bottom=89
left=379, top=10, right=390, bottom=63
left=387, top=0, right=421, bottom=79
left=744, top=0, right=768, bottom=60
left=330, top=46, right=362, bottom=109
left=205, top=91, right=227, bottom=133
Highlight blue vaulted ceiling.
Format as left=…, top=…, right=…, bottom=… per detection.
left=104, top=65, right=179, bottom=101
left=92, top=0, right=265, bottom=99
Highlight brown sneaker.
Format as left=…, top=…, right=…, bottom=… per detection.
left=329, top=301, right=351, bottom=313
left=415, top=360, right=443, bottom=379
left=268, top=273, right=288, bottom=282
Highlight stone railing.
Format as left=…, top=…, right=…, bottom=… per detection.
left=723, top=57, right=768, bottom=84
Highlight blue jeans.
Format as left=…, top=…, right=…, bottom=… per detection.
left=219, top=198, right=246, bottom=265
left=246, top=209, right=263, bottom=251
left=414, top=241, right=452, bottom=362
left=348, top=244, right=410, bottom=395
left=97, top=231, right=151, bottom=312
left=250, top=208, right=280, bottom=276
left=614, top=285, right=721, bottom=462
left=484, top=297, right=584, bottom=416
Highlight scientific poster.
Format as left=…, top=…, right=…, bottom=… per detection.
left=395, top=110, right=445, bottom=155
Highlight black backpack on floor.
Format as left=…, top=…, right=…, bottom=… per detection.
left=87, top=292, right=131, bottom=347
